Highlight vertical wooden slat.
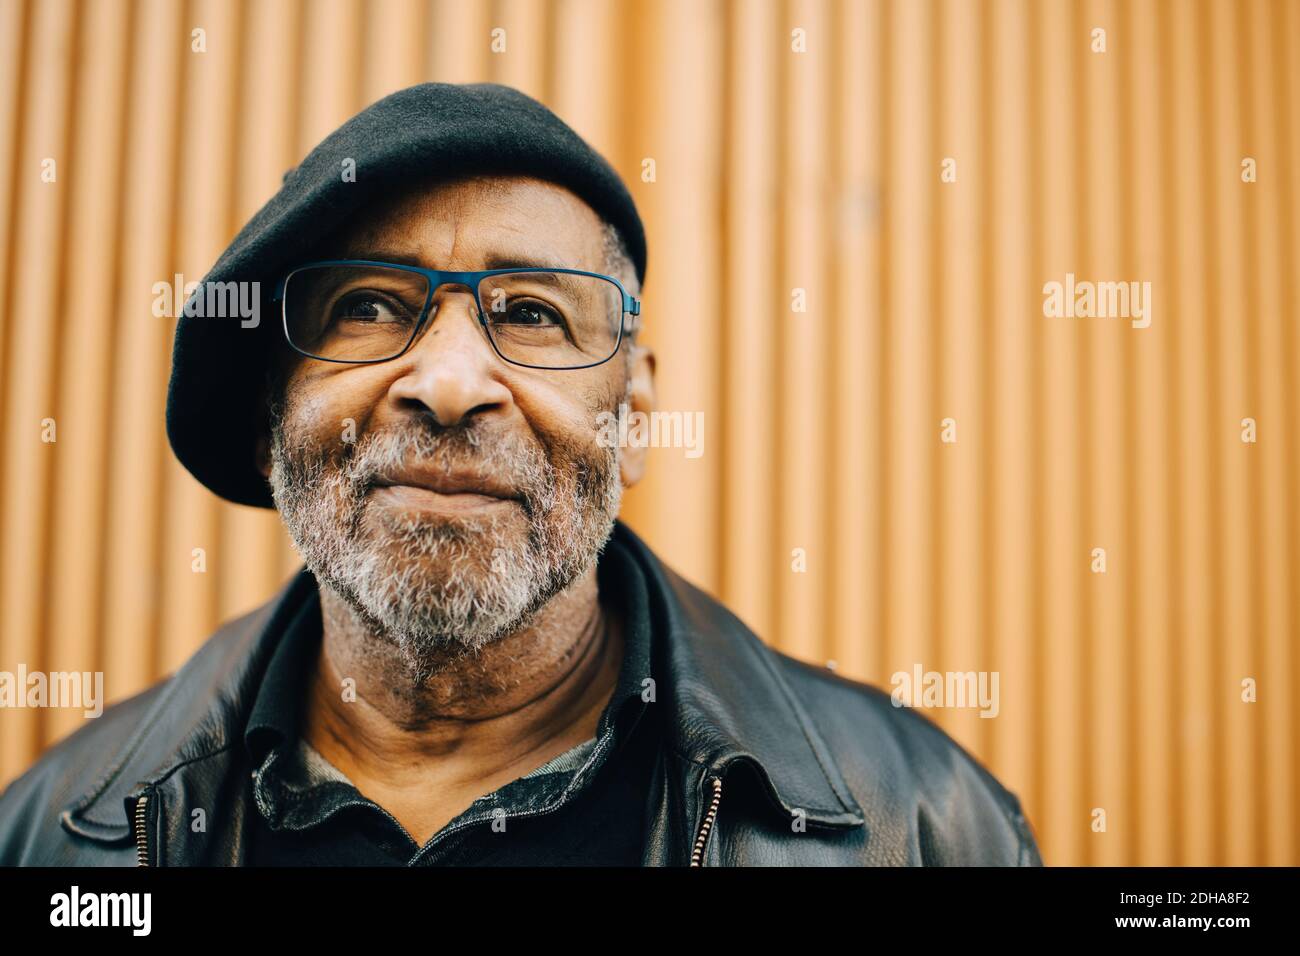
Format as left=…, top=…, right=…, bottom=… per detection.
left=1168, top=0, right=1216, bottom=866
left=1256, top=0, right=1298, bottom=866
left=776, top=0, right=830, bottom=663
left=1128, top=0, right=1175, bottom=867
left=1036, top=0, right=1085, bottom=866
left=935, top=0, right=983, bottom=751
left=826, top=0, right=878, bottom=679
left=1275, top=0, right=1300, bottom=866
left=0, top=0, right=28, bottom=395
left=1081, top=0, right=1127, bottom=866
left=884, top=0, right=935, bottom=695
left=873, top=0, right=894, bottom=685
left=1206, top=0, right=1255, bottom=867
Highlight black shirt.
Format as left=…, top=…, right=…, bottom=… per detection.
left=242, top=534, right=661, bottom=866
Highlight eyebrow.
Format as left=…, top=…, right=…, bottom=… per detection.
left=484, top=251, right=574, bottom=272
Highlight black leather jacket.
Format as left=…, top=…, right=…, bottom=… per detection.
left=0, top=521, right=1043, bottom=866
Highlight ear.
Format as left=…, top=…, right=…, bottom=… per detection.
left=618, top=343, right=656, bottom=489
left=254, top=360, right=280, bottom=480
left=255, top=430, right=272, bottom=479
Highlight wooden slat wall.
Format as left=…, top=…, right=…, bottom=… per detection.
left=0, top=0, right=1295, bottom=866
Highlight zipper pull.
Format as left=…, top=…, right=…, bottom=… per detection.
left=689, top=775, right=723, bottom=867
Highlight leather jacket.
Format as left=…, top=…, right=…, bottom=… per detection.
left=0, top=521, right=1043, bottom=866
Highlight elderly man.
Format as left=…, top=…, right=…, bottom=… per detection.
left=0, top=83, right=1041, bottom=866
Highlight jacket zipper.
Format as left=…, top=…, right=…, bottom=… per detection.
left=689, top=775, right=722, bottom=867
left=132, top=791, right=150, bottom=867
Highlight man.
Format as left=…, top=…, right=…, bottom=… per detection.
left=0, top=82, right=1041, bottom=866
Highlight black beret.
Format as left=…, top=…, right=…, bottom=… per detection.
left=166, top=81, right=646, bottom=509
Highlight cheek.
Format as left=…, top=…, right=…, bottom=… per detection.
left=510, top=367, right=623, bottom=431
left=284, top=368, right=388, bottom=447
left=509, top=382, right=609, bottom=462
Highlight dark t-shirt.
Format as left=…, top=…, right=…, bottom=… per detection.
left=242, top=536, right=661, bottom=866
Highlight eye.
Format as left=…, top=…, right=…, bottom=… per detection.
left=332, top=291, right=413, bottom=325
left=495, top=299, right=566, bottom=327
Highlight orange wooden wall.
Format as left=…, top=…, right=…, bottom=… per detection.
left=0, top=0, right=1296, bottom=866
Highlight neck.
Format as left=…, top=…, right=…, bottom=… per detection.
left=303, top=565, right=623, bottom=801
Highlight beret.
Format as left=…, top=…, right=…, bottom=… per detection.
left=165, top=81, right=646, bottom=509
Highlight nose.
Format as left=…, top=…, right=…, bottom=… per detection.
left=385, top=284, right=512, bottom=426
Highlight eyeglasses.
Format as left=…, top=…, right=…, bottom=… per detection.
left=270, top=259, right=641, bottom=371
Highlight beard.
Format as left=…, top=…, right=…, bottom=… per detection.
left=267, top=391, right=625, bottom=679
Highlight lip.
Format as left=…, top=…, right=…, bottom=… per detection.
left=369, top=483, right=516, bottom=514
left=368, top=469, right=520, bottom=514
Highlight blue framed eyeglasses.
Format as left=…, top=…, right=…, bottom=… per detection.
left=270, top=259, right=642, bottom=371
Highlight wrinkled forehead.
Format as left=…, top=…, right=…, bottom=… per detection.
left=325, top=173, right=609, bottom=273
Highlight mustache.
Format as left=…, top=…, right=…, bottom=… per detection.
left=338, top=420, right=554, bottom=506
left=268, top=396, right=622, bottom=527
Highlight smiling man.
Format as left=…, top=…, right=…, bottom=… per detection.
left=0, top=82, right=1042, bottom=866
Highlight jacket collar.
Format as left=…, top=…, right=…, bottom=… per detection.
left=62, top=519, right=862, bottom=844
left=612, top=522, right=863, bottom=826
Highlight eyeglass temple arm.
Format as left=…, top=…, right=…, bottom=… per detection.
left=623, top=295, right=642, bottom=334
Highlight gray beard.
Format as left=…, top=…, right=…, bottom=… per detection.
left=267, top=400, right=623, bottom=679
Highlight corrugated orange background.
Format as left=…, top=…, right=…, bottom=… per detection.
left=0, top=0, right=1296, bottom=866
